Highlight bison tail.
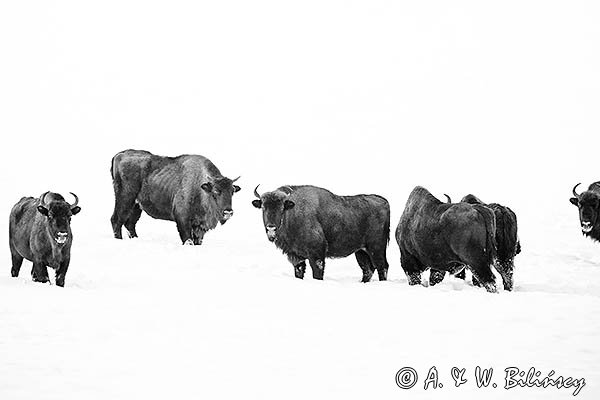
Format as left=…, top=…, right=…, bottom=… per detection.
left=472, top=204, right=497, bottom=266
left=495, top=207, right=519, bottom=263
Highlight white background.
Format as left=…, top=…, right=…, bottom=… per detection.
left=1, top=1, right=599, bottom=399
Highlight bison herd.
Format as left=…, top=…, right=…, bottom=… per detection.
left=8, top=150, right=600, bottom=292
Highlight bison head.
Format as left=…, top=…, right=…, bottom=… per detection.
left=570, top=183, right=600, bottom=234
left=252, top=185, right=295, bottom=242
left=201, top=176, right=241, bottom=224
left=37, top=192, right=81, bottom=245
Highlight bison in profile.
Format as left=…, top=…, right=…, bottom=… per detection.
left=432, top=193, right=521, bottom=291
left=570, top=182, right=600, bottom=242
left=396, top=186, right=498, bottom=293
left=252, top=185, right=390, bottom=282
left=110, top=149, right=240, bottom=245
left=9, top=192, right=81, bottom=287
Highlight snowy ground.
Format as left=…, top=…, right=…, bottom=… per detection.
left=1, top=1, right=599, bottom=399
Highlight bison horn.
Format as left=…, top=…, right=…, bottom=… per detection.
left=254, top=184, right=261, bottom=199
left=444, top=194, right=452, bottom=203
left=572, top=183, right=582, bottom=198
left=70, top=192, right=79, bottom=207
left=40, top=191, right=50, bottom=206
left=232, top=176, right=241, bottom=183
left=280, top=186, right=294, bottom=195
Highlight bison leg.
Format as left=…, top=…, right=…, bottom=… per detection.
left=111, top=185, right=140, bottom=240
left=400, top=250, right=423, bottom=286
left=429, top=269, right=446, bottom=286
left=294, top=261, right=306, bottom=279
left=469, top=265, right=497, bottom=293
left=55, top=260, right=70, bottom=287
left=494, top=261, right=514, bottom=291
left=286, top=255, right=306, bottom=279
left=175, top=217, right=193, bottom=245
left=309, top=259, right=325, bottom=280
left=10, top=250, right=24, bottom=278
left=124, top=203, right=142, bottom=238
left=31, top=262, right=49, bottom=283
left=370, top=250, right=389, bottom=282
left=355, top=250, right=375, bottom=283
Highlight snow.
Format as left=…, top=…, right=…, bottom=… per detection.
left=1, top=1, right=599, bottom=399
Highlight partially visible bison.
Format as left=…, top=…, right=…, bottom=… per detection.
left=570, top=182, right=600, bottom=242
left=432, top=193, right=520, bottom=291
left=252, top=185, right=390, bottom=282
left=110, top=150, right=241, bottom=245
left=396, top=186, right=498, bottom=293
left=9, top=192, right=81, bottom=287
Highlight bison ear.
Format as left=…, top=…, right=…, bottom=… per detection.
left=71, top=206, right=81, bottom=215
left=252, top=200, right=262, bottom=209
left=569, top=197, right=579, bottom=206
left=284, top=200, right=295, bottom=210
left=233, top=185, right=241, bottom=193
left=201, top=182, right=213, bottom=192
left=37, top=206, right=49, bottom=216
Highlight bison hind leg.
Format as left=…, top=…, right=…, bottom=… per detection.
left=469, top=265, right=498, bottom=293
left=10, top=251, right=24, bottom=277
left=124, top=203, right=142, bottom=238
left=355, top=250, right=375, bottom=283
left=429, top=269, right=446, bottom=286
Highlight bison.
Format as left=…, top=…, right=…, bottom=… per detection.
left=9, top=192, right=81, bottom=287
left=396, top=186, right=498, bottom=293
left=431, top=193, right=521, bottom=291
left=252, top=185, right=390, bottom=282
left=110, top=149, right=241, bottom=245
left=570, top=182, right=600, bottom=242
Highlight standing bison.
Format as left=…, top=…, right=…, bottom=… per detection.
left=396, top=187, right=498, bottom=293
left=111, top=149, right=240, bottom=245
left=252, top=185, right=390, bottom=282
left=9, top=192, right=81, bottom=287
left=570, top=182, right=600, bottom=242
left=432, top=193, right=521, bottom=291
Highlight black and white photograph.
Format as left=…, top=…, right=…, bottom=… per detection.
left=0, top=1, right=598, bottom=399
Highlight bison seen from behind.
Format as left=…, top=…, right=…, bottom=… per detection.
left=9, top=192, right=81, bottom=287
left=396, top=187, right=498, bottom=293
left=570, top=182, right=600, bottom=242
left=432, top=193, right=520, bottom=291
left=252, top=185, right=390, bottom=282
left=111, top=150, right=241, bottom=245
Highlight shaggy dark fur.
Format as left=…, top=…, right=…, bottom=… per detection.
left=110, top=149, right=241, bottom=245
left=252, top=185, right=390, bottom=282
left=396, top=186, right=498, bottom=293
left=432, top=193, right=520, bottom=291
left=570, top=182, right=600, bottom=242
left=9, top=192, right=81, bottom=287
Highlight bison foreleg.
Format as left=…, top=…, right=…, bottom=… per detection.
left=309, top=259, right=325, bottom=280
left=55, top=260, right=70, bottom=287
left=294, top=261, right=306, bottom=279
left=31, top=262, right=50, bottom=284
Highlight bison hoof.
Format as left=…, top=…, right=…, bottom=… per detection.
left=183, top=239, right=194, bottom=245
left=482, top=282, right=498, bottom=293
